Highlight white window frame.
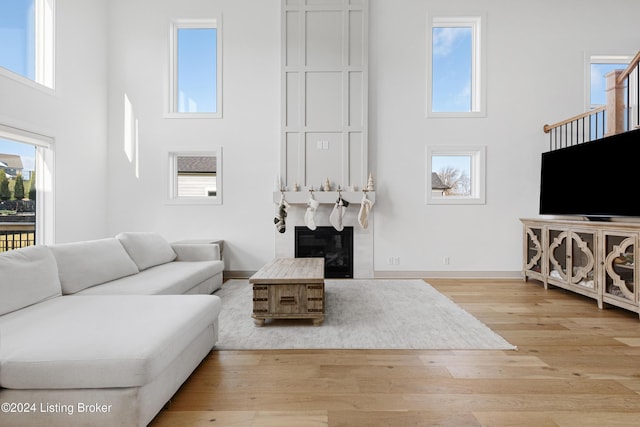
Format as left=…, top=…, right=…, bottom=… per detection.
left=426, top=145, right=486, bottom=205
left=166, top=18, right=222, bottom=119
left=0, top=122, right=55, bottom=245
left=426, top=14, right=486, bottom=118
left=585, top=52, right=634, bottom=110
left=167, top=148, right=222, bottom=205
left=0, top=0, right=55, bottom=91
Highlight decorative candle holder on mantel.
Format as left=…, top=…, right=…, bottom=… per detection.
left=272, top=190, right=375, bottom=205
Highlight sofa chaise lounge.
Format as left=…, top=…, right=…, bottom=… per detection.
left=0, top=232, right=224, bottom=426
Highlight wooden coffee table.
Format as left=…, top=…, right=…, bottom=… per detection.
left=249, top=258, right=325, bottom=326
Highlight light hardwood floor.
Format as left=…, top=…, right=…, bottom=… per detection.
left=150, top=278, right=640, bottom=427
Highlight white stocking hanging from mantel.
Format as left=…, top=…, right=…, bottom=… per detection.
left=358, top=192, right=374, bottom=229
left=304, top=194, right=320, bottom=231
left=329, top=196, right=349, bottom=231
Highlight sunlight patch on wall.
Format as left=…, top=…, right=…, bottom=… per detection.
left=123, top=93, right=139, bottom=179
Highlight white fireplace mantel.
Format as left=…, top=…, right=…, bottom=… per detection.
left=272, top=191, right=375, bottom=205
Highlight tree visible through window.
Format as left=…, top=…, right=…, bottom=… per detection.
left=426, top=146, right=486, bottom=205
left=0, top=138, right=37, bottom=252
left=432, top=155, right=471, bottom=197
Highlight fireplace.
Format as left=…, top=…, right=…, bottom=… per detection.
left=295, top=226, right=353, bottom=278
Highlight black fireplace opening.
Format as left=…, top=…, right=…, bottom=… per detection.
left=295, top=226, right=353, bottom=278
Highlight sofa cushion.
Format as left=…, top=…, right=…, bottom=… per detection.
left=116, top=232, right=177, bottom=271
left=0, top=245, right=61, bottom=316
left=0, top=294, right=222, bottom=389
left=49, top=238, right=140, bottom=294
left=74, top=260, right=224, bottom=295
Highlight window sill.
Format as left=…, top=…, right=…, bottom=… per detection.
left=166, top=198, right=222, bottom=205
left=0, top=67, right=56, bottom=95
left=164, top=112, right=222, bottom=119
left=426, top=111, right=487, bottom=119
left=426, top=197, right=486, bottom=205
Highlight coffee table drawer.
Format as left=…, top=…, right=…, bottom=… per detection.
left=252, top=282, right=325, bottom=326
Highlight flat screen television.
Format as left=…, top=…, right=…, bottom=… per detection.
left=539, top=128, right=640, bottom=220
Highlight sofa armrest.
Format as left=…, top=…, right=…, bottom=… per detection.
left=171, top=243, right=221, bottom=261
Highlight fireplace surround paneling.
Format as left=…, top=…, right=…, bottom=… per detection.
left=274, top=204, right=373, bottom=278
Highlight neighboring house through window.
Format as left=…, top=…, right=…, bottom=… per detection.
left=176, top=155, right=217, bottom=197
left=0, top=153, right=24, bottom=178
left=426, top=145, right=486, bottom=205
left=0, top=130, right=54, bottom=251
left=168, top=150, right=222, bottom=204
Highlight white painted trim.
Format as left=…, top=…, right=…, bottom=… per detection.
left=425, top=145, right=486, bottom=205
left=0, top=123, right=54, bottom=147
left=223, top=271, right=523, bottom=280
left=583, top=50, right=635, bottom=111
left=0, top=122, right=55, bottom=246
left=374, top=271, right=523, bottom=279
left=426, top=13, right=487, bottom=118
left=0, top=0, right=55, bottom=92
left=280, top=0, right=368, bottom=189
left=166, top=148, right=222, bottom=205
left=167, top=17, right=222, bottom=118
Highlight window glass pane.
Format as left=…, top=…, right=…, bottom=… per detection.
left=0, top=0, right=36, bottom=80
left=432, top=26, right=472, bottom=113
left=177, top=28, right=217, bottom=113
left=431, top=155, right=471, bottom=197
left=590, top=62, right=627, bottom=107
left=426, top=146, right=485, bottom=205
left=0, top=138, right=37, bottom=252
left=176, top=155, right=217, bottom=198
left=590, top=60, right=629, bottom=138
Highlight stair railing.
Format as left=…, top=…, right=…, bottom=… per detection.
left=543, top=106, right=606, bottom=151
left=543, top=50, right=640, bottom=151
left=616, top=50, right=640, bottom=132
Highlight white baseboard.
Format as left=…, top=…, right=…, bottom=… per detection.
left=374, top=270, right=524, bottom=279
left=225, top=270, right=524, bottom=280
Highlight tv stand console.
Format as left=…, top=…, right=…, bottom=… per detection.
left=521, top=218, right=640, bottom=318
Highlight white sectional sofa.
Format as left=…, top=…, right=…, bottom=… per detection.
left=0, top=232, right=224, bottom=426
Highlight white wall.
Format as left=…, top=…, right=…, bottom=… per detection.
left=105, top=0, right=640, bottom=275
left=106, top=0, right=280, bottom=272
left=0, top=0, right=109, bottom=243
left=370, top=0, right=640, bottom=275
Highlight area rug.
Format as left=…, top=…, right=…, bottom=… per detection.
left=214, top=279, right=516, bottom=350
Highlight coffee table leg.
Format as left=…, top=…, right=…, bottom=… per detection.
left=312, top=317, right=324, bottom=326
left=254, top=318, right=266, bottom=327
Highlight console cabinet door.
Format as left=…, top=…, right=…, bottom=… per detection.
left=568, top=230, right=596, bottom=292
left=548, top=228, right=569, bottom=284
left=548, top=228, right=596, bottom=294
left=602, top=232, right=637, bottom=307
left=523, top=224, right=545, bottom=281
